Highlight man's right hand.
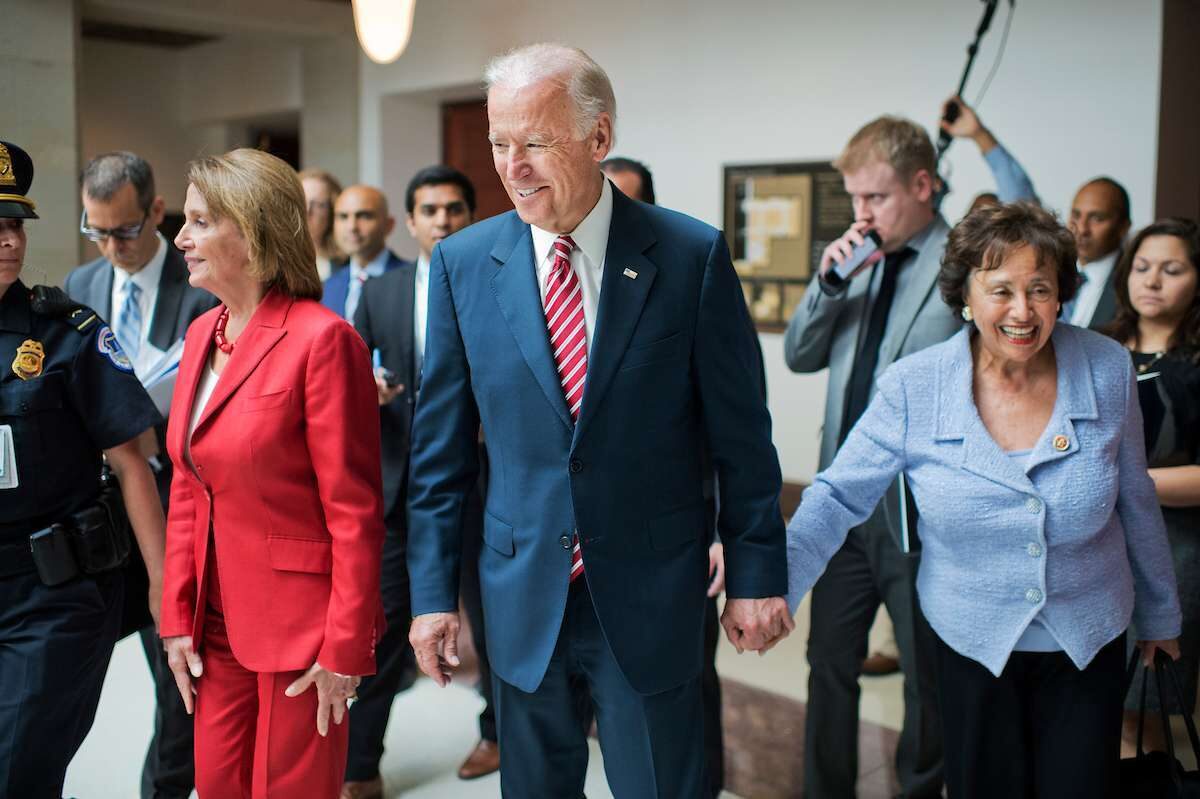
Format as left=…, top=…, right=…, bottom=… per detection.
left=163, top=635, right=202, bottom=714
left=409, top=611, right=461, bottom=687
left=374, top=372, right=404, bottom=406
left=819, top=219, right=881, bottom=282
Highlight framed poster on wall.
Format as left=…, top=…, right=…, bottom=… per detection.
left=723, top=161, right=854, bottom=331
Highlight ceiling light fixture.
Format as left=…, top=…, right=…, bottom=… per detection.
left=352, top=0, right=416, bottom=64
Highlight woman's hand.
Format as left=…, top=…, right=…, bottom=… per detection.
left=285, top=662, right=361, bottom=737
left=1139, top=638, right=1181, bottom=668
left=163, top=635, right=202, bottom=714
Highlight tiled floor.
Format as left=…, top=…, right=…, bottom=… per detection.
left=65, top=593, right=902, bottom=798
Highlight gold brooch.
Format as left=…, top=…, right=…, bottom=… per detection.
left=1052, top=434, right=1069, bottom=452
left=12, top=339, right=45, bottom=380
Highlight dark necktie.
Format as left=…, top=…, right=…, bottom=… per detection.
left=840, top=247, right=914, bottom=446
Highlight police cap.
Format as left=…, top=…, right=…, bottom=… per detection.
left=0, top=141, right=38, bottom=220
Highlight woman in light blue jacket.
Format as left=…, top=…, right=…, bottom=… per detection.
left=786, top=203, right=1181, bottom=799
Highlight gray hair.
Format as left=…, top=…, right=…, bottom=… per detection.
left=81, top=151, right=156, bottom=211
left=484, top=43, right=617, bottom=144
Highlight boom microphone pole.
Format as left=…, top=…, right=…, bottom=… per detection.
left=936, top=0, right=1002, bottom=164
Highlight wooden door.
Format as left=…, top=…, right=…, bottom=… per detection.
left=442, top=99, right=512, bottom=221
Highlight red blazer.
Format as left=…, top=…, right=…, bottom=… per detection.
left=160, top=290, right=385, bottom=676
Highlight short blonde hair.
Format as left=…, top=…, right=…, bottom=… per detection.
left=186, top=149, right=321, bottom=300
left=833, top=116, right=936, bottom=182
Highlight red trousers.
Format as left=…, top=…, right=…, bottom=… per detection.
left=193, top=563, right=348, bottom=798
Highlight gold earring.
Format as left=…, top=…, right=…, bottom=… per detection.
left=961, top=305, right=973, bottom=322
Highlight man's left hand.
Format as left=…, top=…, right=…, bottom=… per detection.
left=721, top=597, right=794, bottom=654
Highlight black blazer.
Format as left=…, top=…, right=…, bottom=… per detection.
left=64, top=242, right=218, bottom=634
left=353, top=260, right=418, bottom=523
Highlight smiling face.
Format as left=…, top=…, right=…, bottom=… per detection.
left=488, top=78, right=612, bottom=233
left=0, top=218, right=26, bottom=295
left=966, top=244, right=1060, bottom=364
left=842, top=159, right=934, bottom=253
left=174, top=184, right=253, bottom=301
left=1128, top=234, right=1198, bottom=326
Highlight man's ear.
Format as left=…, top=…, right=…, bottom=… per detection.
left=591, top=112, right=614, bottom=163
left=150, top=195, right=167, bottom=227
left=910, top=169, right=934, bottom=203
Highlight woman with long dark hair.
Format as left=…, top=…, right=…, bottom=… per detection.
left=1105, top=218, right=1200, bottom=755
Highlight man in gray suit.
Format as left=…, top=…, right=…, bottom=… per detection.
left=784, top=116, right=957, bottom=799
left=65, top=151, right=216, bottom=799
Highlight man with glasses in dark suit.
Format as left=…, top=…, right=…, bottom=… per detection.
left=65, top=151, right=216, bottom=799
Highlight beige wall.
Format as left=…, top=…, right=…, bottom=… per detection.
left=3, top=0, right=82, bottom=282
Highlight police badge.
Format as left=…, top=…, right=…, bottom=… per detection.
left=11, top=339, right=44, bottom=380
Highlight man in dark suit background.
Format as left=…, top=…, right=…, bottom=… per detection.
left=65, top=150, right=217, bottom=799
left=345, top=166, right=493, bottom=799
left=322, top=185, right=408, bottom=321
left=1065, top=176, right=1131, bottom=329
left=407, top=44, right=791, bottom=798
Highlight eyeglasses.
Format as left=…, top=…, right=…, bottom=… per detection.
left=79, top=209, right=148, bottom=242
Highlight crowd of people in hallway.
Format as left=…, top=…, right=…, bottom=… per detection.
left=1, top=38, right=1198, bottom=799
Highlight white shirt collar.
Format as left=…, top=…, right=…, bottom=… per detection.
left=352, top=248, right=391, bottom=277
left=1078, top=248, right=1119, bottom=282
left=112, top=233, right=168, bottom=294
left=416, top=252, right=430, bottom=277
left=530, top=178, right=613, bottom=272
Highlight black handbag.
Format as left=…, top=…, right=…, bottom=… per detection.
left=1119, top=649, right=1200, bottom=797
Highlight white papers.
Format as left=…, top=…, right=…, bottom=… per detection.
left=140, top=338, right=184, bottom=416
left=0, top=424, right=18, bottom=489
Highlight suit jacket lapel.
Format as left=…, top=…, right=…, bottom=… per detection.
left=490, top=215, right=574, bottom=431
left=92, top=262, right=115, bottom=321
left=1025, top=325, right=1097, bottom=472
left=877, top=217, right=949, bottom=368
left=194, top=291, right=290, bottom=433
left=148, top=248, right=187, bottom=351
left=573, top=193, right=657, bottom=444
left=391, top=261, right=417, bottom=390
left=169, top=307, right=218, bottom=461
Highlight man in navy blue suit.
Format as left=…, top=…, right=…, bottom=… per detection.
left=322, top=184, right=407, bottom=321
left=407, top=43, right=791, bottom=798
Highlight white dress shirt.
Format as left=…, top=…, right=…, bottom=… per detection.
left=1068, top=249, right=1119, bottom=327
left=530, top=179, right=613, bottom=355
left=345, top=248, right=391, bottom=321
left=414, top=253, right=430, bottom=372
left=110, top=233, right=168, bottom=378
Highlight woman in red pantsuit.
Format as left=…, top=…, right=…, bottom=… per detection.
left=160, top=149, right=385, bottom=798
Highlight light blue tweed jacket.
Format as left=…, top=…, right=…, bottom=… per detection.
left=786, top=323, right=1182, bottom=676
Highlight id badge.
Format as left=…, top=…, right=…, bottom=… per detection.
left=0, top=424, right=18, bottom=489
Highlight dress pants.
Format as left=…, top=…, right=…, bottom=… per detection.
left=0, top=570, right=122, bottom=799
left=194, top=567, right=348, bottom=799
left=700, top=594, right=725, bottom=799
left=139, top=624, right=197, bottom=799
left=933, top=631, right=1125, bottom=798
left=345, top=523, right=414, bottom=781
left=492, top=581, right=705, bottom=799
left=804, top=516, right=943, bottom=798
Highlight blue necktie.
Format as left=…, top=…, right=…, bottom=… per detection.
left=116, top=280, right=142, bottom=360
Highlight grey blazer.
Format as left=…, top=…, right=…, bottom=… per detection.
left=783, top=215, right=960, bottom=472
left=786, top=324, right=1182, bottom=675
left=64, top=245, right=218, bottom=354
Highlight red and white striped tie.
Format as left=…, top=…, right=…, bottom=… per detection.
left=543, top=235, right=586, bottom=582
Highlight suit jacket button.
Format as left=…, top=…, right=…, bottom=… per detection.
left=559, top=535, right=571, bottom=549
left=569, top=458, right=583, bottom=474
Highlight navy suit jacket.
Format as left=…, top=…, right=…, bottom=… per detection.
left=407, top=185, right=786, bottom=695
left=321, top=251, right=408, bottom=319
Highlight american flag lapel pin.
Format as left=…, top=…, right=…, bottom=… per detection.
left=622, top=267, right=638, bottom=279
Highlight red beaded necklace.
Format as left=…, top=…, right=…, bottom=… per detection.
left=213, top=306, right=235, bottom=354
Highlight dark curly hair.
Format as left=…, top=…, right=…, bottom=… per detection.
left=939, top=201, right=1079, bottom=321
left=1102, top=218, right=1200, bottom=361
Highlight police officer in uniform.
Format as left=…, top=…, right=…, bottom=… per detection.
left=0, top=141, right=166, bottom=798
